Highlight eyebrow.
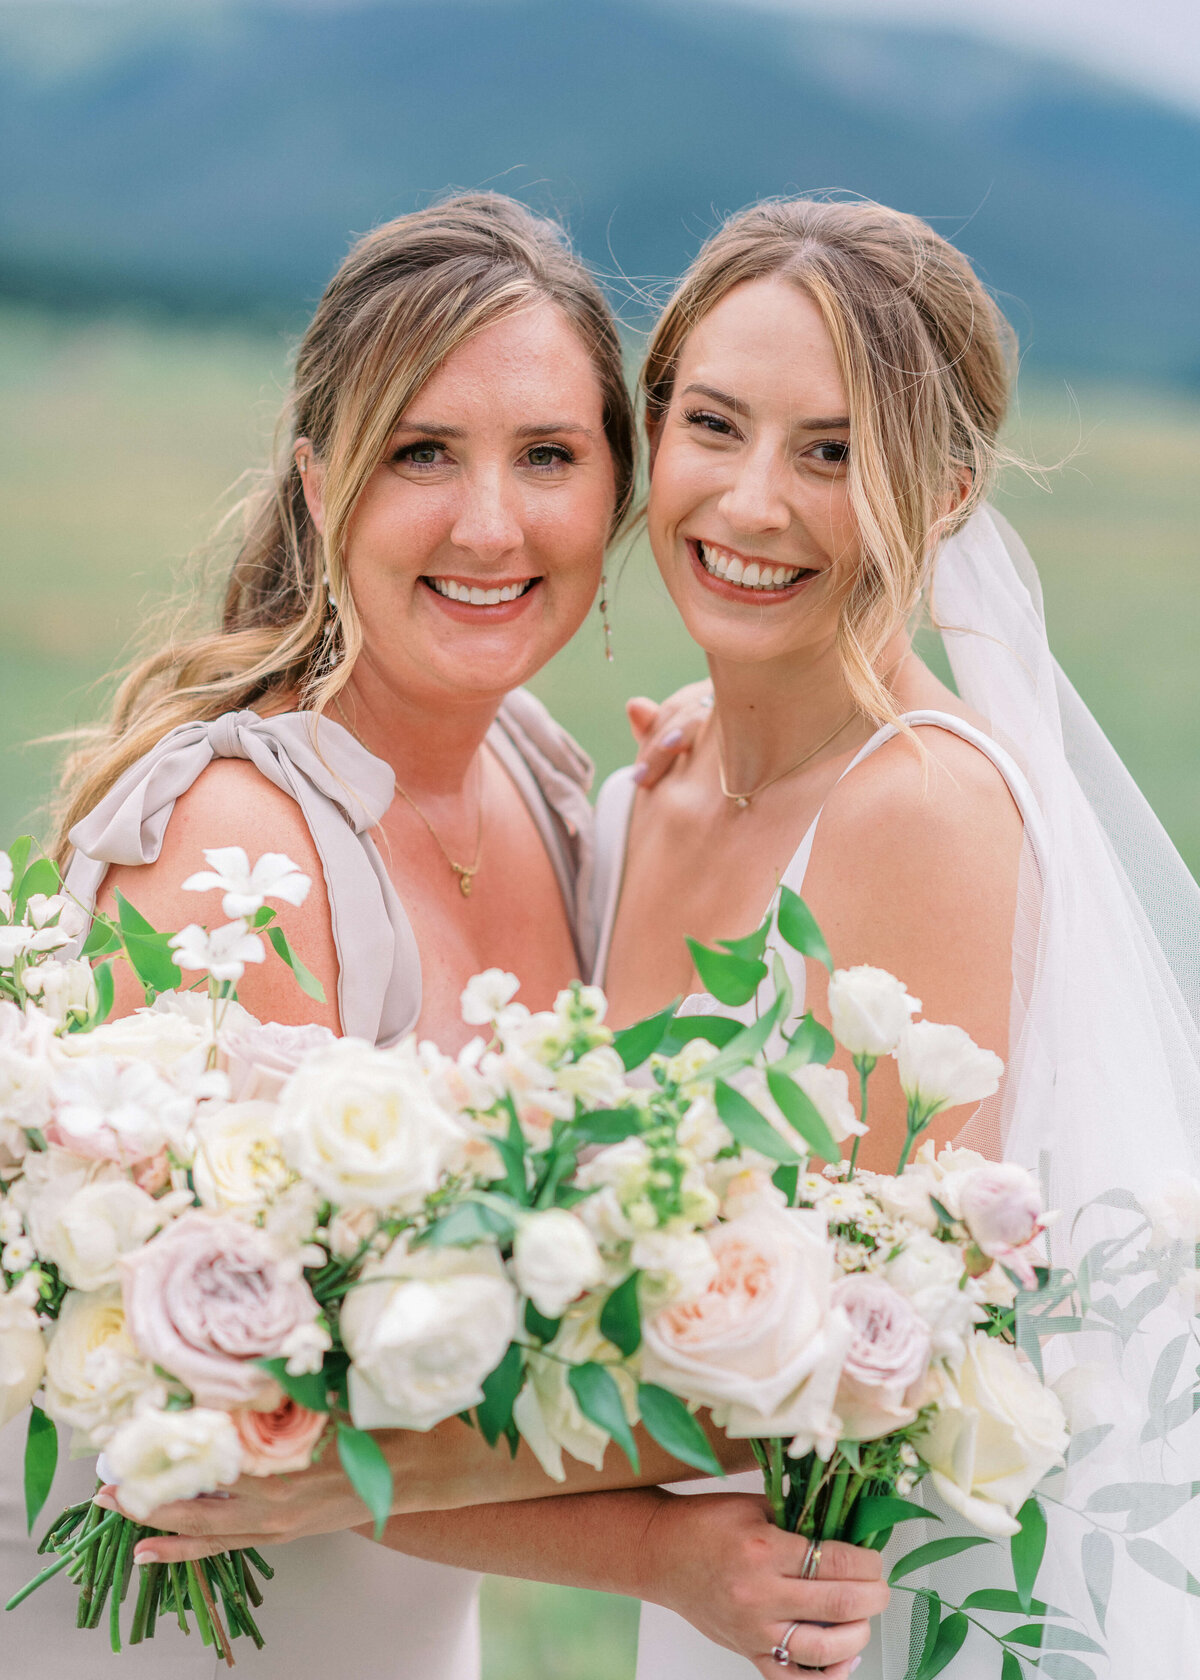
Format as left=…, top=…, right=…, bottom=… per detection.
left=680, top=383, right=850, bottom=430
left=392, top=420, right=597, bottom=440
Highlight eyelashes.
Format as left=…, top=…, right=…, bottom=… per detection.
left=390, top=441, right=577, bottom=470
left=681, top=408, right=850, bottom=466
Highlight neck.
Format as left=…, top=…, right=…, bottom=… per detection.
left=707, top=629, right=911, bottom=791
left=334, top=657, right=501, bottom=798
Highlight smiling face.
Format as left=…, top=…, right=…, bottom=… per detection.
left=647, top=276, right=861, bottom=667
left=303, top=301, right=616, bottom=710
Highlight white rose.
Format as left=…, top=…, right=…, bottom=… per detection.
left=277, top=1039, right=461, bottom=1211
left=26, top=1172, right=166, bottom=1291
left=55, top=1009, right=208, bottom=1076
left=642, top=1206, right=854, bottom=1456
left=513, top=1303, right=639, bottom=1480
left=104, top=1406, right=243, bottom=1522
left=22, top=959, right=97, bottom=1027
left=827, top=967, right=920, bottom=1058
left=43, top=1286, right=164, bottom=1446
left=553, top=1046, right=627, bottom=1111
left=895, top=1022, right=1003, bottom=1119
left=511, top=1210, right=604, bottom=1319
left=916, top=1335, right=1068, bottom=1538
left=192, top=1101, right=293, bottom=1215
left=342, top=1236, right=519, bottom=1430
left=0, top=1284, right=46, bottom=1428
left=460, top=969, right=520, bottom=1027
left=885, top=1232, right=981, bottom=1365
left=1143, top=1177, right=1200, bottom=1248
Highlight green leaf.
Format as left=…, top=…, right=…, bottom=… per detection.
left=718, top=918, right=771, bottom=963
left=1001, top=1653, right=1023, bottom=1680
left=1081, top=1530, right=1112, bottom=1635
left=266, top=925, right=326, bottom=1002
left=255, top=1356, right=330, bottom=1412
left=847, top=1494, right=939, bottom=1545
left=701, top=990, right=789, bottom=1081
left=523, top=1300, right=561, bottom=1343
left=913, top=1609, right=968, bottom=1680
left=1006, top=1626, right=1104, bottom=1654
left=336, top=1422, right=393, bottom=1541
left=685, top=939, right=767, bottom=1008
left=24, top=1406, right=57, bottom=1534
left=113, top=890, right=159, bottom=937
left=776, top=886, right=833, bottom=972
left=659, top=1016, right=743, bottom=1052
left=81, top=917, right=121, bottom=959
left=960, top=1589, right=1066, bottom=1617
left=783, top=1011, right=836, bottom=1066
left=772, top=1163, right=799, bottom=1205
left=424, top=1201, right=516, bottom=1249
left=571, top=1108, right=644, bottom=1146
left=1125, top=1536, right=1200, bottom=1596
left=599, top=1270, right=642, bottom=1357
left=906, top=1589, right=941, bottom=1677
left=889, top=1536, right=992, bottom=1583
left=714, top=1079, right=800, bottom=1165
left=1011, top=1497, right=1047, bottom=1613
left=568, top=1362, right=639, bottom=1473
left=637, top=1384, right=722, bottom=1477
left=120, top=930, right=182, bottom=997
left=14, top=857, right=60, bottom=917
left=476, top=1342, right=524, bottom=1447
left=91, top=959, right=115, bottom=1026
left=765, top=1068, right=840, bottom=1162
left=6, top=836, right=32, bottom=890
left=612, top=1002, right=679, bottom=1071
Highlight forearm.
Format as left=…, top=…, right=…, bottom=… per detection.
left=373, top=1487, right=675, bottom=1600
left=383, top=1417, right=755, bottom=1514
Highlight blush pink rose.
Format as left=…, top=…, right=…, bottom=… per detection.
left=221, top=1020, right=339, bottom=1102
left=231, top=1398, right=328, bottom=1476
left=956, top=1164, right=1044, bottom=1287
left=832, top=1273, right=933, bottom=1440
left=121, top=1211, right=320, bottom=1409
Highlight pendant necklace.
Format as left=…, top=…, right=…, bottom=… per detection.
left=716, top=711, right=860, bottom=809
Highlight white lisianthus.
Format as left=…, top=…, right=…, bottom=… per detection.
left=43, top=1286, right=164, bottom=1446
left=104, top=1407, right=243, bottom=1522
left=827, top=967, right=921, bottom=1058
left=170, top=919, right=266, bottom=984
left=149, top=990, right=255, bottom=1033
left=26, top=1173, right=169, bottom=1292
left=916, top=1336, right=1068, bottom=1537
left=511, top=1210, right=604, bottom=1319
left=277, top=1039, right=461, bottom=1211
left=513, top=1303, right=639, bottom=1480
left=895, top=1022, right=1003, bottom=1119
left=0, top=926, right=48, bottom=965
left=552, top=1046, right=627, bottom=1110
left=192, top=1101, right=293, bottom=1215
left=789, top=1062, right=866, bottom=1143
left=182, top=847, right=311, bottom=920
left=0, top=1281, right=46, bottom=1429
left=1142, top=1177, right=1200, bottom=1248
left=460, top=969, right=521, bottom=1027
left=886, top=1232, right=982, bottom=1365
left=642, top=1206, right=854, bottom=1457
left=342, top=1236, right=519, bottom=1430
left=22, top=958, right=97, bottom=1026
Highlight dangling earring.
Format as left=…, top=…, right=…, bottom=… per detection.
left=319, top=568, right=342, bottom=670
left=599, top=571, right=614, bottom=663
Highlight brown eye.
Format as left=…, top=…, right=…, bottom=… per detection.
left=811, top=440, right=849, bottom=466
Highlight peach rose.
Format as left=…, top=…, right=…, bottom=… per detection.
left=232, top=1397, right=328, bottom=1476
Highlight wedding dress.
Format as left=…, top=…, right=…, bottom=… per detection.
left=0, top=690, right=594, bottom=1680
left=590, top=507, right=1200, bottom=1678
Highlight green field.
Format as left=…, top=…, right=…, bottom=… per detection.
left=2, top=302, right=1198, bottom=1673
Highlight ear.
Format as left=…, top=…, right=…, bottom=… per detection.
left=295, top=440, right=327, bottom=537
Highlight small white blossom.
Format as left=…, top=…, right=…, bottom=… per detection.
left=460, top=969, right=521, bottom=1026
left=1, top=1236, right=35, bottom=1273
left=169, top=919, right=266, bottom=983
left=279, top=1318, right=333, bottom=1377
left=182, top=847, right=311, bottom=920
left=22, top=958, right=97, bottom=1025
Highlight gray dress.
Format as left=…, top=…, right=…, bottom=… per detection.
left=0, top=689, right=594, bottom=1680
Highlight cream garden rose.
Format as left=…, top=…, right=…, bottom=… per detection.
left=0, top=1278, right=45, bottom=1429
left=514, top=1302, right=639, bottom=1480
left=43, top=1285, right=163, bottom=1446
left=25, top=1167, right=169, bottom=1292
left=191, top=1101, right=294, bottom=1215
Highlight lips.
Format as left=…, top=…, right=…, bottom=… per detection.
left=690, top=540, right=817, bottom=596
left=422, top=576, right=539, bottom=606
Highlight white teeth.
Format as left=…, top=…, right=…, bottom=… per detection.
left=698, top=543, right=803, bottom=591
left=428, top=578, right=534, bottom=604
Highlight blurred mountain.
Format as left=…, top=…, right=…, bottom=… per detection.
left=1, top=0, right=1198, bottom=380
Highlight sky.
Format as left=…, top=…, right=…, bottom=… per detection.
left=714, top=0, right=1200, bottom=114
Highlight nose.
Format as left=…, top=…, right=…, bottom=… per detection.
left=448, top=464, right=525, bottom=563
left=716, top=440, right=792, bottom=537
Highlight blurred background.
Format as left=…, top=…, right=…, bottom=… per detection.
left=1, top=0, right=1198, bottom=1669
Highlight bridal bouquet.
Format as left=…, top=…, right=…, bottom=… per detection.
left=2, top=837, right=1197, bottom=1674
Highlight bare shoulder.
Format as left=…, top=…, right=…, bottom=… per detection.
left=153, top=760, right=324, bottom=882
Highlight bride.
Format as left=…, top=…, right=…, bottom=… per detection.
left=590, top=198, right=1200, bottom=1675
left=6, top=192, right=886, bottom=1679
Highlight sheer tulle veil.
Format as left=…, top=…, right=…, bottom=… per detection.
left=874, top=506, right=1200, bottom=1675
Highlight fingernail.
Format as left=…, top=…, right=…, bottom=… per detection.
left=660, top=729, right=683, bottom=750
left=92, top=1492, right=116, bottom=1511
left=631, top=763, right=648, bottom=784
left=851, top=1661, right=863, bottom=1674
left=135, top=1547, right=160, bottom=1565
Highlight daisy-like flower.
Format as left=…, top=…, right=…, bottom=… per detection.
left=182, top=848, right=311, bottom=920
left=170, top=919, right=267, bottom=983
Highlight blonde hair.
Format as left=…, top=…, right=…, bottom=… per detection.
left=640, top=197, right=1017, bottom=730
left=54, top=193, right=635, bottom=861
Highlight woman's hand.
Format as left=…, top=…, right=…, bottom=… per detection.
left=641, top=1492, right=887, bottom=1679
left=626, top=680, right=712, bottom=789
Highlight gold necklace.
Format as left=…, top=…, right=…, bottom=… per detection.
left=335, top=700, right=485, bottom=897
left=716, top=711, right=860, bottom=809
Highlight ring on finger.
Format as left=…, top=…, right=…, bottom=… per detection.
left=770, top=1621, right=826, bottom=1672
left=801, top=1538, right=823, bottom=1581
